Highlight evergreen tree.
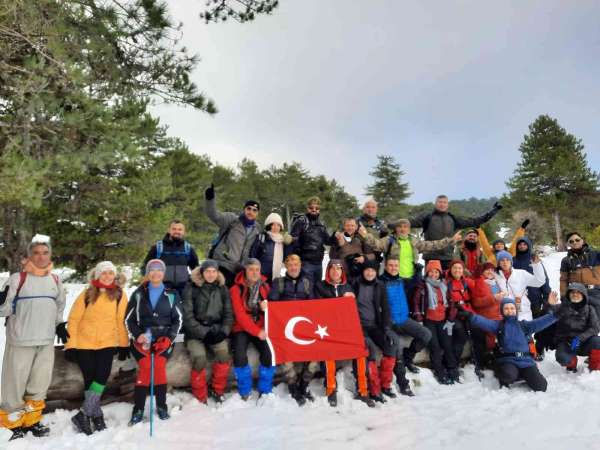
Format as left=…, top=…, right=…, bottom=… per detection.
left=506, top=115, right=599, bottom=250
left=366, top=155, right=411, bottom=221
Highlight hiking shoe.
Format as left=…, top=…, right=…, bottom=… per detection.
left=92, top=414, right=107, bottom=432
left=327, top=392, right=338, bottom=407
left=381, top=388, right=397, bottom=398
left=128, top=409, right=144, bottom=426
left=25, top=421, right=50, bottom=437
left=71, top=411, right=93, bottom=436
left=157, top=406, right=170, bottom=420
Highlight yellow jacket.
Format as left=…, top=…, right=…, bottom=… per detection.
left=478, top=227, right=525, bottom=266
left=65, top=287, right=129, bottom=350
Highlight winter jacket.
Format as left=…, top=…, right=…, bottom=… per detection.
left=456, top=244, right=486, bottom=275
left=409, top=207, right=499, bottom=261
left=205, top=197, right=261, bottom=274
left=554, top=297, right=600, bottom=344
left=357, top=215, right=387, bottom=238
left=446, top=276, right=475, bottom=320
left=268, top=273, right=314, bottom=301
left=494, top=263, right=546, bottom=321
left=65, top=274, right=129, bottom=350
left=125, top=283, right=183, bottom=342
left=249, top=231, right=293, bottom=281
left=513, top=236, right=551, bottom=309
left=141, top=234, right=199, bottom=287
left=477, top=227, right=525, bottom=266
left=329, top=233, right=376, bottom=278
left=290, top=213, right=331, bottom=264
left=230, top=271, right=270, bottom=337
left=0, top=271, right=66, bottom=346
left=560, top=245, right=600, bottom=296
left=182, top=268, right=233, bottom=340
left=363, top=232, right=455, bottom=266
left=411, top=280, right=447, bottom=322
left=470, top=277, right=502, bottom=321
left=315, top=270, right=354, bottom=298
left=352, top=278, right=391, bottom=330
left=379, top=271, right=409, bottom=326
left=470, top=312, right=557, bottom=368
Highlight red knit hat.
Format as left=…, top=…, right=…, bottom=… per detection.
left=425, top=260, right=443, bottom=276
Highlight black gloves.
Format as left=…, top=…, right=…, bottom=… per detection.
left=203, top=329, right=227, bottom=345
left=64, top=349, right=77, bottom=363
left=521, top=219, right=530, bottom=229
left=493, top=201, right=503, bottom=211
left=117, top=347, right=131, bottom=361
left=56, top=322, right=70, bottom=344
left=205, top=183, right=215, bottom=201
left=456, top=305, right=473, bottom=320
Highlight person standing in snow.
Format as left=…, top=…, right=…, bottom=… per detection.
left=229, top=259, right=274, bottom=400
left=0, top=236, right=67, bottom=440
left=182, top=260, right=233, bottom=404
left=66, top=261, right=129, bottom=435
left=459, top=294, right=559, bottom=392
left=553, top=283, right=600, bottom=373
left=250, top=212, right=294, bottom=283
left=126, top=259, right=182, bottom=426
left=204, top=183, right=261, bottom=286
left=141, top=220, right=199, bottom=297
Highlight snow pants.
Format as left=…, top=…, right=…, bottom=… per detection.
left=495, top=362, right=547, bottom=392
left=555, top=336, right=600, bottom=366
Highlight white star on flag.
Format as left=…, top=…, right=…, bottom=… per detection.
left=315, top=324, right=329, bottom=339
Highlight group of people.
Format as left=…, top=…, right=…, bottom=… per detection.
left=0, top=186, right=599, bottom=441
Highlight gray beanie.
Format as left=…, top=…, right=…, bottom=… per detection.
left=200, top=259, right=219, bottom=273
left=244, top=258, right=261, bottom=268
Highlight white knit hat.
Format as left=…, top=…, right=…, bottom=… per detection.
left=264, top=212, right=284, bottom=229
left=94, top=261, right=117, bottom=279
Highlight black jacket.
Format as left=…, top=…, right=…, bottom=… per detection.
left=315, top=279, right=354, bottom=298
left=352, top=278, right=391, bottom=330
left=555, top=298, right=600, bottom=344
left=142, top=234, right=199, bottom=287
left=291, top=214, right=331, bottom=264
left=126, top=283, right=183, bottom=342
left=268, top=273, right=314, bottom=301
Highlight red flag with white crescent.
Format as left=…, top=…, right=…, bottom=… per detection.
left=265, top=297, right=368, bottom=364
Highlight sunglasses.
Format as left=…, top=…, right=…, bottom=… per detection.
left=568, top=238, right=582, bottom=244
left=245, top=206, right=259, bottom=212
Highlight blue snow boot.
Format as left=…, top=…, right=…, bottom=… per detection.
left=257, top=365, right=275, bottom=395
left=234, top=365, right=253, bottom=399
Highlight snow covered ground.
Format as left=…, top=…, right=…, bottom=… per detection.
left=4, top=251, right=600, bottom=450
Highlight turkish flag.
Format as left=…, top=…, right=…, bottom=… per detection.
left=266, top=297, right=368, bottom=364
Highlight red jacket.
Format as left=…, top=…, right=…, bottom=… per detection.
left=470, top=276, right=502, bottom=321
left=446, top=276, right=475, bottom=320
left=230, top=271, right=270, bottom=337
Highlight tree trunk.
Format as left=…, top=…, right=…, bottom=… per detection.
left=554, top=210, right=565, bottom=251
left=285, top=203, right=291, bottom=231
left=1, top=206, right=30, bottom=273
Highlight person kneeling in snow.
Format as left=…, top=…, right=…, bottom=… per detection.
left=182, top=260, right=233, bottom=404
left=459, top=294, right=559, bottom=392
left=126, top=259, right=183, bottom=425
left=554, top=283, right=600, bottom=373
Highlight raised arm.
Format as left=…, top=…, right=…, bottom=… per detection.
left=477, top=228, right=494, bottom=261
left=453, top=203, right=501, bottom=229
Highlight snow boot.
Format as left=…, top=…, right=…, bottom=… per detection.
left=289, top=382, right=306, bottom=406
left=233, top=365, right=253, bottom=400
left=25, top=422, right=50, bottom=437
left=299, top=379, right=315, bottom=402
left=128, top=409, right=144, bottom=426
left=211, top=362, right=230, bottom=402
left=191, top=369, right=208, bottom=403
left=566, top=356, right=578, bottom=373
left=403, top=348, right=420, bottom=374
left=327, top=391, right=338, bottom=407
left=71, top=410, right=93, bottom=436
left=92, top=414, right=107, bottom=432
left=588, top=349, right=600, bottom=371
left=9, top=428, right=25, bottom=441
left=354, top=393, right=376, bottom=408
left=400, top=385, right=415, bottom=397
left=474, top=367, right=485, bottom=380
left=157, top=406, right=170, bottom=420
left=257, top=365, right=275, bottom=395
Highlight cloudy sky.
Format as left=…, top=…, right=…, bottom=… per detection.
left=154, top=0, right=600, bottom=204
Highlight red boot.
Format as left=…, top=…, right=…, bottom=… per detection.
left=191, top=369, right=208, bottom=403
left=566, top=356, right=578, bottom=373
left=210, top=362, right=231, bottom=402
left=589, top=349, right=600, bottom=371
left=367, top=360, right=384, bottom=402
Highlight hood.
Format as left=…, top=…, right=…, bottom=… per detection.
left=87, top=269, right=127, bottom=287
left=190, top=267, right=225, bottom=287
left=515, top=236, right=533, bottom=257
left=233, top=270, right=267, bottom=288
left=566, top=282, right=588, bottom=304
left=325, top=261, right=348, bottom=285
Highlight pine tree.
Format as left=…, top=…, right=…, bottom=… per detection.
left=506, top=115, right=599, bottom=250
left=366, top=155, right=411, bottom=221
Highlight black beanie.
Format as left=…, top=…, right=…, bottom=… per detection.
left=244, top=200, right=260, bottom=210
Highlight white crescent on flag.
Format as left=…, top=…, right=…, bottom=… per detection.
left=284, top=316, right=317, bottom=345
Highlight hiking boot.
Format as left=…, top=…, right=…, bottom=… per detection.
left=92, top=414, right=107, bottom=432
left=327, top=391, right=337, bottom=407
left=157, top=406, right=170, bottom=420
left=128, top=409, right=144, bottom=426
left=403, top=348, right=420, bottom=373
left=71, top=411, right=93, bottom=436
left=25, top=421, right=50, bottom=437
left=9, top=428, right=25, bottom=441
left=475, top=368, right=485, bottom=380
left=369, top=394, right=386, bottom=404
left=381, top=388, right=397, bottom=399
left=289, top=383, right=306, bottom=407
left=399, top=386, right=415, bottom=397
left=299, top=380, right=315, bottom=402
left=209, top=389, right=225, bottom=404
left=354, top=394, right=375, bottom=408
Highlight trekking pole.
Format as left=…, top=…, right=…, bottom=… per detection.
left=149, top=351, right=155, bottom=437
left=464, top=320, right=483, bottom=381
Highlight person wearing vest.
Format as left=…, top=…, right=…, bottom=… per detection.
left=0, top=237, right=67, bottom=440
left=409, top=195, right=501, bottom=270
left=314, top=260, right=373, bottom=407
left=379, top=258, right=432, bottom=389
left=141, top=220, right=199, bottom=297
left=66, top=261, right=129, bottom=435
left=205, top=184, right=261, bottom=287
left=456, top=229, right=486, bottom=275
left=554, top=283, right=600, bottom=373
left=182, top=259, right=233, bottom=404
left=560, top=232, right=600, bottom=319
left=126, top=259, right=182, bottom=426
left=357, top=200, right=388, bottom=265
left=459, top=295, right=559, bottom=392
left=229, top=259, right=274, bottom=400
left=269, top=255, right=319, bottom=406
left=329, top=217, right=377, bottom=282
left=290, top=196, right=332, bottom=283
left=249, top=212, right=294, bottom=283
left=359, top=219, right=461, bottom=301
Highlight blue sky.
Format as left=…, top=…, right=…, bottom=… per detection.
left=154, top=0, right=600, bottom=204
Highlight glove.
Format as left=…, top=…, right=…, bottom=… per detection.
left=570, top=336, right=581, bottom=352
left=64, top=349, right=77, bottom=363
left=442, top=321, right=455, bottom=336
left=205, top=183, right=215, bottom=200
left=203, top=330, right=227, bottom=345
left=56, top=322, right=70, bottom=345
left=521, top=219, right=530, bottom=229
left=493, top=201, right=503, bottom=211
left=117, top=347, right=131, bottom=361
left=152, top=336, right=172, bottom=354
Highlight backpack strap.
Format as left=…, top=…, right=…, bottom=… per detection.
left=385, top=235, right=396, bottom=259
left=156, top=240, right=163, bottom=259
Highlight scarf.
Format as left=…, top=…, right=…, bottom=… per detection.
left=268, top=231, right=285, bottom=279
left=91, top=279, right=116, bottom=290
left=23, top=260, right=54, bottom=277
left=246, top=281, right=262, bottom=320
left=239, top=214, right=256, bottom=230
left=425, top=277, right=447, bottom=310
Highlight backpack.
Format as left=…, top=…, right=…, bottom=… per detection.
left=277, top=277, right=311, bottom=298
left=207, top=222, right=235, bottom=259
left=156, top=240, right=191, bottom=259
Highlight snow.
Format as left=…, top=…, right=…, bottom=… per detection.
left=2, top=252, right=600, bottom=450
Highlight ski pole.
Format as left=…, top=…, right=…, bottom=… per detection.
left=149, top=351, right=155, bottom=437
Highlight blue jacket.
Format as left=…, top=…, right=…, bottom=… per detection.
left=379, top=271, right=409, bottom=326
left=470, top=312, right=557, bottom=368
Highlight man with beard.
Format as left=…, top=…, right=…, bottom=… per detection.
left=142, top=220, right=200, bottom=296
left=457, top=229, right=486, bottom=275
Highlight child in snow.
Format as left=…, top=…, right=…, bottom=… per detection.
left=126, top=259, right=183, bottom=425
left=459, top=294, right=559, bottom=392
left=554, top=283, right=600, bottom=372
left=66, top=261, right=129, bottom=435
